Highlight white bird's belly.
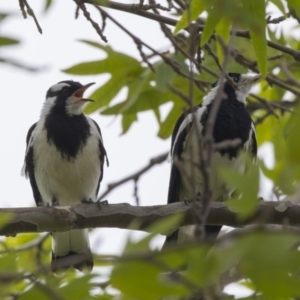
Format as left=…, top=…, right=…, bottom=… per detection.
left=177, top=134, right=244, bottom=244
left=34, top=128, right=101, bottom=205
left=179, top=127, right=244, bottom=202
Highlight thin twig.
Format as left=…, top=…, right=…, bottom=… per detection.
left=266, top=15, right=287, bottom=24
left=22, top=0, right=43, bottom=34
left=98, top=152, right=168, bottom=200
left=18, top=0, right=27, bottom=18
left=75, top=1, right=108, bottom=42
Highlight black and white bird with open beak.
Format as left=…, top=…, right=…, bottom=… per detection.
left=164, top=73, right=260, bottom=247
left=21, top=80, right=108, bottom=273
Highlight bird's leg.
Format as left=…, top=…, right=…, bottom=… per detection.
left=184, top=192, right=202, bottom=205
left=81, top=198, right=94, bottom=204
left=51, top=197, right=59, bottom=206
left=45, top=197, right=59, bottom=207
left=82, top=198, right=108, bottom=209
left=37, top=201, right=44, bottom=207
left=96, top=199, right=108, bottom=209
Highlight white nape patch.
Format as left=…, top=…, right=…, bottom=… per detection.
left=65, top=97, right=86, bottom=116
left=40, top=96, right=56, bottom=119
left=50, top=82, right=70, bottom=92
left=202, top=84, right=219, bottom=106
left=236, top=74, right=258, bottom=103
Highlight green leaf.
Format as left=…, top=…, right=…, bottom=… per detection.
left=0, top=13, right=8, bottom=23
left=241, top=0, right=267, bottom=76
left=200, top=5, right=223, bottom=46
left=186, top=245, right=239, bottom=287
left=0, top=253, right=17, bottom=273
left=220, top=154, right=259, bottom=218
left=84, top=76, right=127, bottom=114
left=287, top=0, right=300, bottom=19
left=0, top=213, right=13, bottom=229
left=100, top=89, right=169, bottom=115
left=43, top=0, right=53, bottom=12
left=120, top=69, right=153, bottom=114
left=284, top=104, right=300, bottom=163
left=0, top=36, right=19, bottom=47
left=19, top=285, right=50, bottom=300
left=215, top=18, right=231, bottom=63
left=63, top=41, right=141, bottom=75
left=174, top=0, right=206, bottom=34
left=237, top=233, right=300, bottom=299
left=111, top=259, right=187, bottom=299
left=158, top=103, right=183, bottom=139
left=146, top=213, right=184, bottom=236
left=121, top=113, right=137, bottom=134
left=155, top=59, right=176, bottom=91
left=110, top=233, right=189, bottom=300
left=58, top=275, right=95, bottom=299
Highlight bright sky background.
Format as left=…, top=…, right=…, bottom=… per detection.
left=0, top=0, right=279, bottom=296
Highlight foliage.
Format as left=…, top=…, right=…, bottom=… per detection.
left=2, top=0, right=300, bottom=299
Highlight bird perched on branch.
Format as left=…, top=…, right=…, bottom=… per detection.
left=164, top=73, right=260, bottom=247
left=21, top=80, right=108, bottom=273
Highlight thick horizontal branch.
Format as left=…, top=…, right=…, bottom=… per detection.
left=1, top=201, right=300, bottom=236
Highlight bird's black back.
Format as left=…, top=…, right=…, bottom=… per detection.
left=201, top=96, right=255, bottom=159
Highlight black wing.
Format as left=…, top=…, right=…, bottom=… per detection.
left=250, top=123, right=257, bottom=157
left=167, top=107, right=197, bottom=204
left=165, top=108, right=195, bottom=244
left=24, top=123, right=43, bottom=206
left=91, top=120, right=109, bottom=198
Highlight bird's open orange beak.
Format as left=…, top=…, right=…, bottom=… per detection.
left=72, top=82, right=95, bottom=102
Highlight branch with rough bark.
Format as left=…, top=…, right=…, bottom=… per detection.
left=1, top=201, right=300, bottom=236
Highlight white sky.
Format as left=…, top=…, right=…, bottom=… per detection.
left=0, top=0, right=281, bottom=297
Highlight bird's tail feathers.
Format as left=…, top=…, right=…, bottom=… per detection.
left=52, top=229, right=93, bottom=274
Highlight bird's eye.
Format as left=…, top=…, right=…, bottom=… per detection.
left=232, top=77, right=238, bottom=83
left=62, top=88, right=69, bottom=95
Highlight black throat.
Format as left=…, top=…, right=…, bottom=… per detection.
left=44, top=106, right=91, bottom=160
left=201, top=96, right=252, bottom=159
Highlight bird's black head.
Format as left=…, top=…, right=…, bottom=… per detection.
left=209, top=73, right=261, bottom=104
left=212, top=73, right=241, bottom=89
left=44, top=80, right=95, bottom=116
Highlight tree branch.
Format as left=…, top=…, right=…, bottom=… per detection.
left=1, top=201, right=300, bottom=236
left=98, top=152, right=168, bottom=200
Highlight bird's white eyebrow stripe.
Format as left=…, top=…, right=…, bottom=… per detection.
left=50, top=83, right=70, bottom=92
